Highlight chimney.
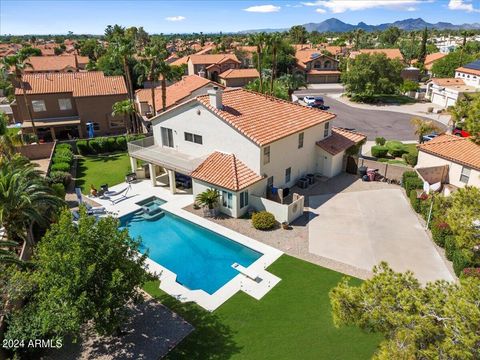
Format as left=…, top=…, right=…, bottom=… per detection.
left=207, top=86, right=223, bottom=110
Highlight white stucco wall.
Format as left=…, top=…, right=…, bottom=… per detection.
left=416, top=151, right=480, bottom=189
left=455, top=71, right=480, bottom=87
left=317, top=148, right=344, bottom=177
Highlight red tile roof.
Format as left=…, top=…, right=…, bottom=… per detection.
left=417, top=134, right=480, bottom=171
left=16, top=71, right=127, bottom=97
left=188, top=54, right=240, bottom=65
left=430, top=78, right=465, bottom=86
left=316, top=127, right=367, bottom=155
left=295, top=50, right=338, bottom=70
left=456, top=66, right=480, bottom=77
left=135, top=75, right=221, bottom=113
left=25, top=55, right=89, bottom=72
left=195, top=88, right=336, bottom=146
left=350, top=48, right=403, bottom=60
left=218, top=68, right=259, bottom=79
left=191, top=151, right=264, bottom=191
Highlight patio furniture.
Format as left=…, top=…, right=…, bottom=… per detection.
left=175, top=173, right=192, bottom=189
left=75, top=187, right=106, bottom=214
left=125, top=172, right=137, bottom=183
left=103, top=184, right=132, bottom=204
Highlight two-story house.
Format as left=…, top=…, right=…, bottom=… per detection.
left=11, top=71, right=128, bottom=141
left=295, top=50, right=341, bottom=83
left=187, top=54, right=241, bottom=82
left=127, top=87, right=366, bottom=220
left=24, top=55, right=89, bottom=73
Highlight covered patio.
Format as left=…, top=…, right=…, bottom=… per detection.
left=127, top=136, right=206, bottom=194
left=22, top=117, right=83, bottom=140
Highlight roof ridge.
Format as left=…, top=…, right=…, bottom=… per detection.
left=231, top=154, right=239, bottom=191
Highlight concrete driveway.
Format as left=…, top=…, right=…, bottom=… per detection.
left=308, top=188, right=454, bottom=283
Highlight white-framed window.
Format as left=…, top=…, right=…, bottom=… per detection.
left=324, top=122, right=330, bottom=137
left=263, top=146, right=270, bottom=165
left=285, top=167, right=291, bottom=183
left=222, top=190, right=233, bottom=209
left=58, top=98, right=72, bottom=111
left=240, top=190, right=249, bottom=209
left=313, top=61, right=321, bottom=69
left=184, top=132, right=203, bottom=144
left=32, top=100, right=46, bottom=112
left=460, top=166, right=471, bottom=184
left=298, top=132, right=304, bottom=149
left=161, top=127, right=174, bottom=148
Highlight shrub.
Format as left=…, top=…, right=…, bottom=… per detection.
left=402, top=153, right=418, bottom=166
left=48, top=171, right=72, bottom=187
left=56, top=143, right=73, bottom=151
left=115, top=136, right=127, bottom=151
left=51, top=183, right=66, bottom=199
left=371, top=145, right=389, bottom=158
left=251, top=211, right=276, bottom=231
left=52, top=154, right=73, bottom=166
left=88, top=139, right=101, bottom=154
left=386, top=140, right=407, bottom=157
left=55, top=147, right=74, bottom=158
left=453, top=249, right=472, bottom=276
left=409, top=190, right=419, bottom=212
left=50, top=162, right=71, bottom=172
left=96, top=137, right=109, bottom=153
left=107, top=137, right=116, bottom=152
left=76, top=140, right=89, bottom=155
left=445, top=235, right=456, bottom=261
left=402, top=171, right=418, bottom=186
left=430, top=221, right=451, bottom=247
left=375, top=137, right=386, bottom=146
left=462, top=268, right=480, bottom=279
left=404, top=176, right=424, bottom=194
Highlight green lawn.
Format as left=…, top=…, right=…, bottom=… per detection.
left=144, top=255, right=381, bottom=360
left=75, top=152, right=131, bottom=193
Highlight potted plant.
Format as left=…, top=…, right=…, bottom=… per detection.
left=195, top=188, right=220, bottom=217
left=282, top=221, right=289, bottom=230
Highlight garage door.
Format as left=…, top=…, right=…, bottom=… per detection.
left=431, top=93, right=445, bottom=107
left=446, top=97, right=456, bottom=108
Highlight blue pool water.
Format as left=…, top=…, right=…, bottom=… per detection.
left=120, top=200, right=262, bottom=294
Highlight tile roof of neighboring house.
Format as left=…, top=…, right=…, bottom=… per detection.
left=307, top=70, right=341, bottom=75
left=191, top=151, right=264, bottom=191
left=25, top=55, right=89, bottom=72
left=456, top=66, right=480, bottom=77
left=431, top=78, right=465, bottom=86
left=195, top=88, right=336, bottom=146
left=235, top=45, right=257, bottom=53
left=33, top=44, right=57, bottom=56
left=350, top=48, right=403, bottom=60
left=16, top=71, right=127, bottom=97
left=316, top=127, right=367, bottom=155
left=170, top=56, right=189, bottom=66
left=295, top=50, right=338, bottom=69
left=136, top=75, right=220, bottom=114
left=218, top=68, right=259, bottom=79
left=425, top=52, right=446, bottom=66
left=417, top=134, right=480, bottom=171
left=188, top=54, right=240, bottom=65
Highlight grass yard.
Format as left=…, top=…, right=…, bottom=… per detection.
left=144, top=255, right=381, bottom=360
left=75, top=152, right=131, bottom=193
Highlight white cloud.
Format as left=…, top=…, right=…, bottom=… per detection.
left=407, top=6, right=417, bottom=11
left=243, top=4, right=281, bottom=12
left=448, top=0, right=480, bottom=12
left=315, top=8, right=327, bottom=13
left=302, top=0, right=431, bottom=13
left=165, top=16, right=186, bottom=21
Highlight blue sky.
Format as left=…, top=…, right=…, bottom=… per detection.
left=1, top=0, right=479, bottom=35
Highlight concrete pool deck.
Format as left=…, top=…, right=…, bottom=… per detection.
left=82, top=180, right=283, bottom=311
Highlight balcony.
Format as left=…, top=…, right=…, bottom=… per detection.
left=127, top=136, right=206, bottom=174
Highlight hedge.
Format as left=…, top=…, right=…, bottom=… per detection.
left=375, top=137, right=386, bottom=146
left=48, top=171, right=72, bottom=187
left=402, top=152, right=418, bottom=166
left=430, top=221, right=451, bottom=247
left=75, top=134, right=144, bottom=155
left=445, top=235, right=456, bottom=261
left=51, top=183, right=66, bottom=199
left=409, top=190, right=419, bottom=212
left=404, top=176, right=424, bottom=194
left=50, top=162, right=71, bottom=172
left=56, top=143, right=73, bottom=151
left=371, top=145, right=389, bottom=158
left=116, top=136, right=126, bottom=151
left=386, top=140, right=407, bottom=157
left=453, top=249, right=472, bottom=276
left=252, top=211, right=276, bottom=230
left=76, top=140, right=89, bottom=155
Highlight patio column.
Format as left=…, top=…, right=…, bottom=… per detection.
left=167, top=169, right=176, bottom=194
left=149, top=163, right=157, bottom=187
left=130, top=157, right=137, bottom=173
left=77, top=124, right=84, bottom=138
left=49, top=127, right=56, bottom=141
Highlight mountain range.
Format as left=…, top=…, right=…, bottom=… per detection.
left=240, top=17, right=480, bottom=34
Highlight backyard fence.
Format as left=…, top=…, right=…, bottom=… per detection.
left=359, top=157, right=413, bottom=182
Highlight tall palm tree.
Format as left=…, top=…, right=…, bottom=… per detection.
left=267, top=34, right=283, bottom=96
left=354, top=29, right=365, bottom=50
left=1, top=55, right=36, bottom=135
left=0, top=113, right=20, bottom=161
left=250, top=33, right=267, bottom=92
left=278, top=73, right=307, bottom=99
left=410, top=117, right=441, bottom=144
left=448, top=99, right=469, bottom=129
left=112, top=100, right=136, bottom=134
left=158, top=62, right=184, bottom=112
left=0, top=156, right=64, bottom=253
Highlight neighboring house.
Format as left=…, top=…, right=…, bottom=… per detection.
left=426, top=61, right=480, bottom=108
left=423, top=52, right=447, bottom=74
left=135, top=74, right=222, bottom=123
left=349, top=48, right=404, bottom=61
left=416, top=135, right=480, bottom=193
left=127, top=87, right=366, bottom=221
left=218, top=68, right=259, bottom=87
left=186, top=54, right=240, bottom=82
left=11, top=71, right=128, bottom=141
left=233, top=45, right=257, bottom=67
left=24, top=55, right=89, bottom=73
left=295, top=50, right=341, bottom=83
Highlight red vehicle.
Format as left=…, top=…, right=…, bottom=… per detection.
left=453, top=127, right=470, bottom=137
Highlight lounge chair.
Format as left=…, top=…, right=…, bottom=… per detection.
left=103, top=184, right=132, bottom=204
left=75, top=187, right=106, bottom=214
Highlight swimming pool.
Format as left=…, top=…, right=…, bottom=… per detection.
left=120, top=198, right=262, bottom=294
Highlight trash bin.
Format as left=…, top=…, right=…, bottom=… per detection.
left=359, top=166, right=368, bottom=177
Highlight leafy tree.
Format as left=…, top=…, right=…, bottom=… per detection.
left=399, top=32, right=420, bottom=65
left=418, top=27, right=428, bottom=65
left=17, top=46, right=41, bottom=59
left=278, top=73, right=307, bottom=98
left=288, top=25, right=308, bottom=44
left=4, top=208, right=148, bottom=346
left=401, top=79, right=419, bottom=93
left=342, top=53, right=403, bottom=101
left=410, top=117, right=440, bottom=143
left=330, top=262, right=480, bottom=360
left=353, top=29, right=365, bottom=50
left=112, top=99, right=135, bottom=133
left=431, top=51, right=478, bottom=77
left=78, top=38, right=105, bottom=60
left=464, top=95, right=480, bottom=143
left=378, top=27, right=401, bottom=47
left=195, top=188, right=220, bottom=209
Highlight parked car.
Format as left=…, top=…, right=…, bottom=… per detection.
left=422, top=133, right=438, bottom=142
left=310, top=103, right=330, bottom=110
left=452, top=127, right=470, bottom=137
left=303, top=96, right=316, bottom=105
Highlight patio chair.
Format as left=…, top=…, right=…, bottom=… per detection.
left=75, top=187, right=106, bottom=214
left=103, top=184, right=132, bottom=205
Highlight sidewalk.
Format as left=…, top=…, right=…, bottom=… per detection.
left=329, top=93, right=452, bottom=126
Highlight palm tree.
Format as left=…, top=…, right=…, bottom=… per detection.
left=0, top=238, right=22, bottom=266
left=112, top=100, right=136, bottom=134
left=1, top=55, right=36, bottom=135
left=448, top=99, right=469, bottom=129
left=354, top=29, right=365, bottom=50
left=195, top=188, right=220, bottom=210
left=410, top=117, right=441, bottom=144
left=278, top=73, right=307, bottom=99
left=0, top=113, right=20, bottom=161
left=158, top=62, right=184, bottom=112
left=267, top=34, right=283, bottom=96
left=250, top=33, right=267, bottom=92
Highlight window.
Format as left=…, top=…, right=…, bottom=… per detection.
left=222, top=190, right=233, bottom=209
left=109, top=118, right=124, bottom=128
left=313, top=61, right=321, bottom=69
left=324, top=122, right=330, bottom=137
left=324, top=60, right=331, bottom=69
left=460, top=166, right=471, bottom=184
left=184, top=132, right=203, bottom=144
left=298, top=132, right=304, bottom=149
left=263, top=146, right=270, bottom=165
left=32, top=100, right=46, bottom=112
left=161, top=127, right=174, bottom=148
left=240, top=190, right=249, bottom=209
left=267, top=176, right=274, bottom=188
left=285, top=167, right=291, bottom=184
left=58, top=98, right=72, bottom=111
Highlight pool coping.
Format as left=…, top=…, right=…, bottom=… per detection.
left=87, top=180, right=283, bottom=311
